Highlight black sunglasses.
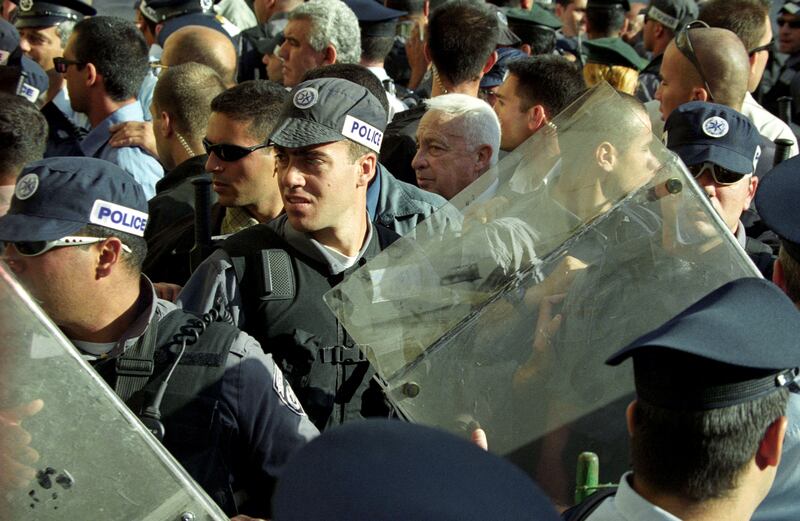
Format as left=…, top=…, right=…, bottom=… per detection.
left=688, top=162, right=748, bottom=186
left=52, top=57, right=84, bottom=74
left=675, top=21, right=715, bottom=101
left=749, top=39, right=775, bottom=55
left=778, top=18, right=800, bottom=29
left=202, top=137, right=270, bottom=161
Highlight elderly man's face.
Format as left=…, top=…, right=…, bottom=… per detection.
left=412, top=111, right=489, bottom=200
left=695, top=168, right=758, bottom=234
left=278, top=18, right=326, bottom=87
left=18, top=25, right=64, bottom=71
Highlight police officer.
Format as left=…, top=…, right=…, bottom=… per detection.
left=763, top=1, right=800, bottom=123
left=12, top=0, right=93, bottom=155
left=0, top=17, right=48, bottom=104
left=664, top=101, right=775, bottom=276
left=568, top=277, right=800, bottom=520
left=0, top=157, right=318, bottom=518
left=345, top=0, right=407, bottom=121
left=506, top=5, right=563, bottom=56
left=582, top=36, right=646, bottom=94
left=179, top=77, right=402, bottom=430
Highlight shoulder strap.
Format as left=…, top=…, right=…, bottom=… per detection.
left=115, top=317, right=160, bottom=403
left=560, top=488, right=617, bottom=521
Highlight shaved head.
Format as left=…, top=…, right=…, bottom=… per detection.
left=161, top=26, right=238, bottom=86
left=656, top=27, right=750, bottom=119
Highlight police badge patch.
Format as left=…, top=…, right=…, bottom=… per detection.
left=273, top=366, right=306, bottom=416
left=15, top=173, right=39, bottom=200
left=19, top=0, right=33, bottom=11
left=293, top=87, right=319, bottom=109
left=702, top=116, right=729, bottom=138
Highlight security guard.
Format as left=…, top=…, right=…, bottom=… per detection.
left=179, top=78, right=402, bottom=430
left=0, top=157, right=318, bottom=518
left=0, top=18, right=48, bottom=104
left=567, top=277, right=800, bottom=520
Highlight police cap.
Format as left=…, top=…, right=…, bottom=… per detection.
left=0, top=157, right=149, bottom=242
left=780, top=2, right=800, bottom=15
left=583, top=37, right=647, bottom=70
left=272, top=419, right=561, bottom=521
left=345, top=0, right=406, bottom=37
left=664, top=101, right=762, bottom=176
left=607, top=278, right=800, bottom=410
left=755, top=154, right=800, bottom=261
left=155, top=11, right=234, bottom=47
left=505, top=5, right=563, bottom=31
left=0, top=19, right=48, bottom=102
left=642, top=0, right=698, bottom=32
left=13, top=0, right=95, bottom=29
left=480, top=46, right=527, bottom=89
left=271, top=77, right=387, bottom=153
left=488, top=4, right=521, bottom=46
left=139, top=0, right=212, bottom=24
left=587, top=0, right=631, bottom=12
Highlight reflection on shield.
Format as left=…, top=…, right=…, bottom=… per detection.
left=0, top=264, right=227, bottom=520
left=324, top=84, right=760, bottom=507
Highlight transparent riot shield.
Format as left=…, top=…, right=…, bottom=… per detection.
left=324, top=84, right=762, bottom=506
left=0, top=264, right=227, bottom=520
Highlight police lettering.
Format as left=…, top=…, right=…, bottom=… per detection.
left=349, top=120, right=383, bottom=146
left=97, top=206, right=147, bottom=232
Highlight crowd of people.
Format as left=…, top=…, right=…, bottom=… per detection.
left=2, top=0, right=800, bottom=519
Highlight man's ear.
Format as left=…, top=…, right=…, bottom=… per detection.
left=520, top=43, right=532, bottom=56
left=159, top=111, right=173, bottom=138
left=155, top=22, right=164, bottom=37
left=625, top=399, right=638, bottom=436
left=357, top=152, right=377, bottom=187
left=519, top=0, right=532, bottom=9
left=619, top=16, right=630, bottom=38
left=85, top=62, right=98, bottom=88
left=95, top=238, right=125, bottom=279
left=527, top=104, right=548, bottom=133
left=691, top=86, right=711, bottom=102
left=743, top=175, right=759, bottom=210
left=322, top=44, right=337, bottom=66
left=596, top=142, right=617, bottom=172
left=773, top=257, right=788, bottom=292
left=756, top=416, right=788, bottom=470
left=474, top=144, right=493, bottom=174
left=482, top=50, right=498, bottom=75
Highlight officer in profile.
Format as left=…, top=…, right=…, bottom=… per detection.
left=570, top=277, right=799, bottom=521
left=0, top=157, right=317, bottom=518
left=179, top=77, right=401, bottom=430
left=663, top=102, right=774, bottom=276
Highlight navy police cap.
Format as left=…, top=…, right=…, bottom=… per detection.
left=756, top=154, right=800, bottom=261
left=0, top=18, right=19, bottom=52
left=0, top=19, right=48, bottom=102
left=13, top=0, right=96, bottom=29
left=271, top=77, right=387, bottom=153
left=642, top=0, right=698, bottom=32
left=140, top=0, right=213, bottom=24
left=480, top=46, right=527, bottom=89
left=607, top=278, right=800, bottom=410
left=665, top=101, right=762, bottom=176
left=588, top=0, right=631, bottom=12
left=345, top=0, right=406, bottom=37
left=0, top=157, right=149, bottom=243
left=272, top=419, right=561, bottom=521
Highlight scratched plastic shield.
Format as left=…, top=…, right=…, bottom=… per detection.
left=324, top=84, right=761, bottom=506
left=0, top=263, right=227, bottom=521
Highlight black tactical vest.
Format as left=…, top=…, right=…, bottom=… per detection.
left=219, top=223, right=400, bottom=430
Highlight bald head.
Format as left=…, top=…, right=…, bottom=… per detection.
left=161, top=26, right=238, bottom=86
left=657, top=27, right=750, bottom=120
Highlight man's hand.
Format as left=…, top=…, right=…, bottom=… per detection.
left=0, top=399, right=44, bottom=489
left=513, top=294, right=564, bottom=388
left=471, top=427, right=488, bottom=451
left=109, top=121, right=158, bottom=159
left=405, top=19, right=430, bottom=90
left=230, top=516, right=268, bottom=521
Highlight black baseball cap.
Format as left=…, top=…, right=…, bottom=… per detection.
left=0, top=157, right=149, bottom=242
left=346, top=0, right=406, bottom=37
left=587, top=0, right=631, bottom=12
left=270, top=77, right=388, bottom=153
left=607, top=278, right=800, bottom=410
left=584, top=37, right=648, bottom=70
left=642, top=0, right=698, bottom=32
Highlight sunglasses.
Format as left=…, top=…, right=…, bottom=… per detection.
left=202, top=138, right=270, bottom=162
left=675, top=21, right=715, bottom=102
left=778, top=18, right=800, bottom=29
left=52, top=57, right=84, bottom=74
left=5, top=236, right=131, bottom=257
left=749, top=39, right=774, bottom=55
left=688, top=162, right=749, bottom=186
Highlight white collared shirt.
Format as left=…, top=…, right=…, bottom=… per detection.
left=586, top=472, right=684, bottom=521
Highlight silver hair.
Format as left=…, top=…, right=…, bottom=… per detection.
left=424, top=93, right=501, bottom=166
left=56, top=20, right=76, bottom=48
left=288, top=0, right=361, bottom=64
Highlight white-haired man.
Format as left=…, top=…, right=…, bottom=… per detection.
left=278, top=0, right=361, bottom=87
left=412, top=93, right=500, bottom=200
